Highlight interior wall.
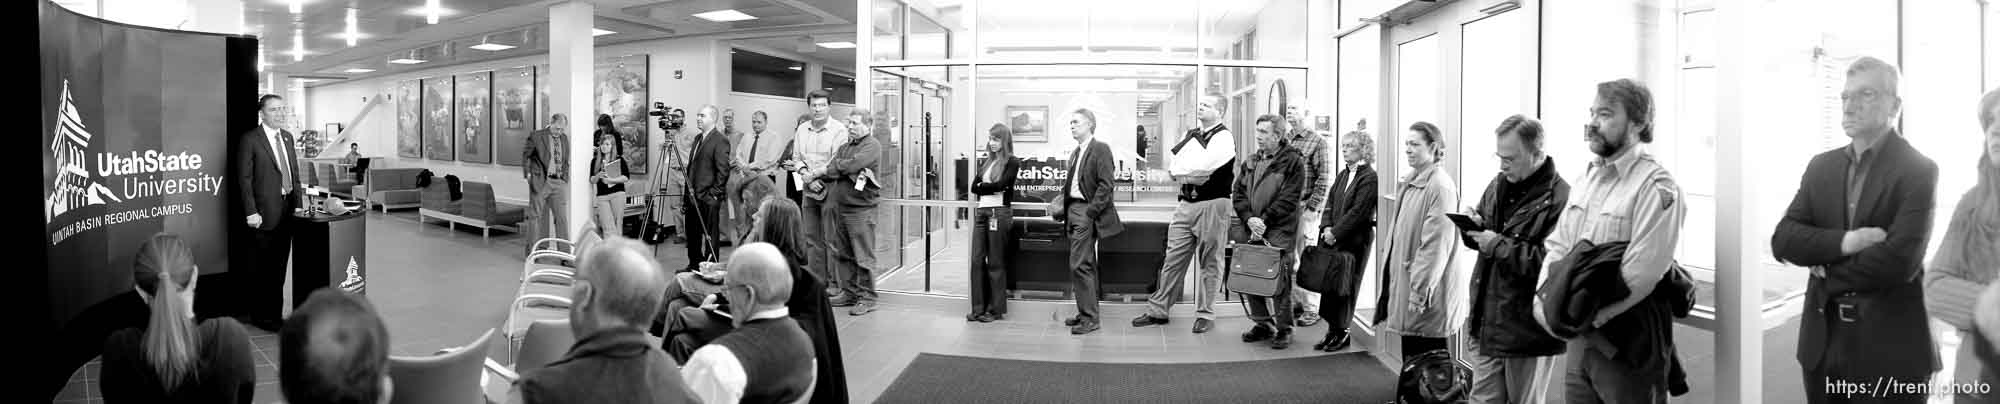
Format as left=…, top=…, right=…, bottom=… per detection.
left=1539, top=0, right=1671, bottom=181
left=304, top=37, right=730, bottom=203
left=973, top=79, right=1143, bottom=165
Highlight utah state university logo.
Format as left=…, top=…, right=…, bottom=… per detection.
left=46, top=79, right=124, bottom=222
left=339, top=256, right=365, bottom=293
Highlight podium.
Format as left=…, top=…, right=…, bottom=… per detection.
left=292, top=210, right=367, bottom=308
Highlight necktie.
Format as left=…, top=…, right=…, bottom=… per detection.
left=749, top=133, right=761, bottom=164
left=275, top=132, right=292, bottom=193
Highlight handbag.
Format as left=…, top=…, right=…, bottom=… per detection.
left=1297, top=245, right=1355, bottom=295
left=1396, top=349, right=1471, bottom=404
left=1226, top=241, right=1286, bottom=297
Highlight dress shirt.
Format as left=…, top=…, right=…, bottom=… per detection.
left=682, top=307, right=792, bottom=404
left=264, top=124, right=292, bottom=195
left=1170, top=122, right=1236, bottom=179
left=793, top=119, right=848, bottom=182
left=1538, top=145, right=1686, bottom=326
left=735, top=129, right=794, bottom=177
left=1069, top=136, right=1093, bottom=199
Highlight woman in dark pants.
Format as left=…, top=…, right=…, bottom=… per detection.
left=969, top=123, right=1019, bottom=322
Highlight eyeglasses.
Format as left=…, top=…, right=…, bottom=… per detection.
left=1840, top=89, right=1884, bottom=104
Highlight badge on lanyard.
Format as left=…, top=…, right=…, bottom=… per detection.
left=988, top=219, right=998, bottom=231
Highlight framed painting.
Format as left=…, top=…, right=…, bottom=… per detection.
left=455, top=71, right=493, bottom=164
left=494, top=66, right=534, bottom=166
left=1006, top=105, right=1048, bottom=142
left=396, top=80, right=421, bottom=158
left=422, top=76, right=454, bottom=161
left=595, top=55, right=649, bottom=174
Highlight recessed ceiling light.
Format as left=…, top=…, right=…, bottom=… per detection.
left=343, top=68, right=375, bottom=73
left=592, top=28, right=615, bottom=36
left=693, top=9, right=756, bottom=22
left=815, top=41, right=856, bottom=49
left=389, top=58, right=426, bottom=64
left=788, top=65, right=802, bottom=71
left=471, top=43, right=515, bottom=51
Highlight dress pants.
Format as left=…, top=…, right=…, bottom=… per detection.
left=249, top=213, right=293, bottom=324
left=526, top=179, right=567, bottom=246
left=828, top=204, right=879, bottom=303
left=1066, top=201, right=1102, bottom=323
left=1565, top=335, right=1667, bottom=404
left=1292, top=209, right=1323, bottom=314
left=683, top=195, right=722, bottom=269
left=970, top=207, right=1012, bottom=316
left=1144, top=198, right=1229, bottom=320
left=1242, top=249, right=1295, bottom=332
left=1465, top=338, right=1559, bottom=404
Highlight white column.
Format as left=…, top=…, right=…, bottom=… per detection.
left=184, top=0, right=242, bottom=35
left=854, top=0, right=872, bottom=101
left=551, top=1, right=594, bottom=239
left=1712, top=0, right=1760, bottom=402
left=1308, top=0, right=1333, bottom=132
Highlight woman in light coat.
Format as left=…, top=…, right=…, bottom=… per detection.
left=1375, top=121, right=1465, bottom=361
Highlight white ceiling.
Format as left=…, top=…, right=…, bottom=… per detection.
left=244, top=0, right=855, bottom=83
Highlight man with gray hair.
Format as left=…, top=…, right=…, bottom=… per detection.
left=523, top=113, right=570, bottom=253
left=508, top=236, right=695, bottom=404
left=1463, top=115, right=1567, bottom=403
left=822, top=108, right=885, bottom=315
left=1284, top=101, right=1333, bottom=327
left=1772, top=56, right=1939, bottom=404
left=682, top=242, right=816, bottom=403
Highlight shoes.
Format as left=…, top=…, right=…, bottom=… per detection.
left=1131, top=314, right=1169, bottom=327
left=980, top=313, right=1002, bottom=322
left=829, top=297, right=857, bottom=307
left=1271, top=328, right=1293, bottom=350
left=1296, top=312, right=1322, bottom=327
left=1192, top=318, right=1214, bottom=334
left=966, top=312, right=983, bottom=322
left=1064, top=316, right=1082, bottom=327
left=1242, top=324, right=1274, bottom=343
left=848, top=301, right=876, bottom=316
left=1317, top=333, right=1351, bottom=352
left=1070, top=320, right=1100, bottom=335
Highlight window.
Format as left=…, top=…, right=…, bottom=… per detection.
left=731, top=49, right=805, bottom=98
left=1203, top=0, right=1306, bottom=63
left=974, top=64, right=1199, bottom=211
left=822, top=72, right=856, bottom=104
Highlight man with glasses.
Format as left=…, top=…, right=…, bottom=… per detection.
left=1464, top=115, right=1567, bottom=403
left=1771, top=56, right=1940, bottom=404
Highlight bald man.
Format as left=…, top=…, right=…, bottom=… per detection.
left=511, top=237, right=695, bottom=404
left=682, top=243, right=816, bottom=404
left=280, top=289, right=393, bottom=404
left=684, top=105, right=733, bottom=270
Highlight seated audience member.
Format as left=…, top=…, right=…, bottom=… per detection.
left=280, top=288, right=393, bottom=404
left=682, top=242, right=817, bottom=404
left=659, top=176, right=780, bottom=340
left=100, top=233, right=256, bottom=404
left=510, top=236, right=696, bottom=404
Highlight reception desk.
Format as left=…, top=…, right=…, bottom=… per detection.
left=291, top=209, right=366, bottom=307
left=1008, top=211, right=1172, bottom=296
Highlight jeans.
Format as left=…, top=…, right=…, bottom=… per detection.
left=828, top=204, right=879, bottom=303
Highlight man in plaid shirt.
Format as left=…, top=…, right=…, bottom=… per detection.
left=1285, top=103, right=1334, bottom=327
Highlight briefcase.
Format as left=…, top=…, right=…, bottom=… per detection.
left=1227, top=242, right=1286, bottom=297
left=1297, top=245, right=1355, bottom=295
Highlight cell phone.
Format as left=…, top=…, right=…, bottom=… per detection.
left=1444, top=213, right=1485, bottom=232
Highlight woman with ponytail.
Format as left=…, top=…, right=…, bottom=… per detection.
left=99, top=233, right=256, bottom=403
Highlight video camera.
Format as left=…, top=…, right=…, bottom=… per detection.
left=648, top=101, right=685, bottom=131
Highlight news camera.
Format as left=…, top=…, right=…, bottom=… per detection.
left=648, top=102, right=685, bottom=131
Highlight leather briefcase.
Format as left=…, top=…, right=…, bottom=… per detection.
left=1297, top=245, right=1354, bottom=295
left=1227, top=242, right=1286, bottom=297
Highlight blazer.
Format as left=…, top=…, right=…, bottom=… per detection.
left=971, top=157, right=1020, bottom=206
left=1466, top=158, right=1569, bottom=358
left=1048, top=139, right=1124, bottom=238
left=524, top=128, right=567, bottom=186
left=1771, top=132, right=1941, bottom=378
left=1320, top=163, right=1379, bottom=257
left=688, top=128, right=733, bottom=202
left=235, top=127, right=301, bottom=231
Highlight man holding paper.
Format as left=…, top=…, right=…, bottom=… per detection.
left=822, top=108, right=884, bottom=316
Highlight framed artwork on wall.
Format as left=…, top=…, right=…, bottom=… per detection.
left=423, top=76, right=454, bottom=161
left=397, top=80, right=421, bottom=158
left=455, top=71, right=493, bottom=164
left=1006, top=105, right=1048, bottom=142
left=595, top=55, right=649, bottom=174
left=495, top=66, right=534, bottom=166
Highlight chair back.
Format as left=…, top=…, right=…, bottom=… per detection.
left=461, top=181, right=500, bottom=220
left=388, top=328, right=496, bottom=404
left=515, top=319, right=575, bottom=375
left=787, top=360, right=818, bottom=404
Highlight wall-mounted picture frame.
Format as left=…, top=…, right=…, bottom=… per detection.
left=396, top=80, right=422, bottom=158
left=1006, top=105, right=1048, bottom=142
left=455, top=71, right=493, bottom=164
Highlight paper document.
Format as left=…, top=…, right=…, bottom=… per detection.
left=855, top=168, right=878, bottom=190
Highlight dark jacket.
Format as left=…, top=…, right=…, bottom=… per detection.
left=99, top=318, right=257, bottom=404
left=525, top=128, right=568, bottom=186
left=1050, top=139, right=1125, bottom=238
left=1466, top=158, right=1569, bottom=358
left=518, top=328, right=697, bottom=404
left=591, top=131, right=630, bottom=196
left=1320, top=162, right=1379, bottom=257
left=971, top=157, right=1020, bottom=206
left=1771, top=132, right=1940, bottom=377
left=709, top=317, right=817, bottom=404
left=786, top=258, right=848, bottom=404
left=235, top=127, right=302, bottom=231
left=688, top=128, right=733, bottom=202
left=822, top=134, right=882, bottom=208
left=1540, top=240, right=1694, bottom=396
left=1232, top=145, right=1306, bottom=248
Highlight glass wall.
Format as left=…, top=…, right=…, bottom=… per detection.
left=866, top=0, right=1309, bottom=299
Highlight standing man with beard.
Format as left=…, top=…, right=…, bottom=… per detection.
left=1771, top=56, right=1940, bottom=404
left=1537, top=79, right=1687, bottom=403
left=235, top=94, right=303, bottom=333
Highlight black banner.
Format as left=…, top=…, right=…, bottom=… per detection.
left=39, top=2, right=249, bottom=328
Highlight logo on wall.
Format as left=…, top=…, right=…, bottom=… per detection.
left=339, top=256, right=364, bottom=293
left=46, top=80, right=124, bottom=222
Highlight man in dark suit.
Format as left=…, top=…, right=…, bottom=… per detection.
left=1772, top=56, right=1940, bottom=404
left=236, top=94, right=303, bottom=332
left=1313, top=126, right=1379, bottom=352
left=1048, top=108, right=1123, bottom=335
left=684, top=105, right=732, bottom=271
left=524, top=114, right=570, bottom=252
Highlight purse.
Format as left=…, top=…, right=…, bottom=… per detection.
left=1226, top=242, right=1286, bottom=297
left=1297, top=245, right=1355, bottom=295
